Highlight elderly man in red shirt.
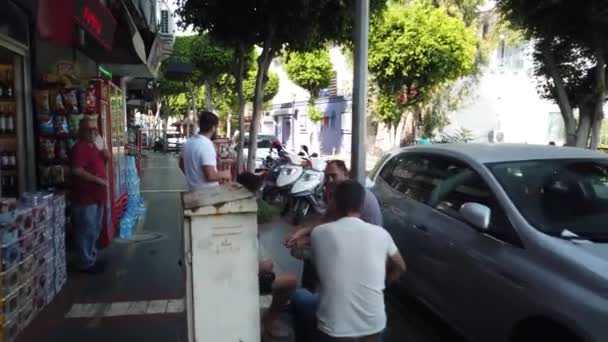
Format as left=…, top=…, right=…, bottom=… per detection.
left=71, top=118, right=110, bottom=273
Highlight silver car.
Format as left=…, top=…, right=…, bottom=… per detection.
left=369, top=144, right=608, bottom=342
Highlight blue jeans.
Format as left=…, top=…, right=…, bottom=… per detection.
left=291, top=288, right=386, bottom=342
left=72, top=204, right=104, bottom=269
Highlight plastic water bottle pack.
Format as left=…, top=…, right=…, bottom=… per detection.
left=119, top=156, right=146, bottom=240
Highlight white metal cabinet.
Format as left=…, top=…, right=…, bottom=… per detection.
left=182, top=185, right=260, bottom=342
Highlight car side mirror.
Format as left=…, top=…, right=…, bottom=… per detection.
left=460, top=203, right=491, bottom=231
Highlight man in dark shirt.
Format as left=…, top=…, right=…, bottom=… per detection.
left=71, top=118, right=110, bottom=273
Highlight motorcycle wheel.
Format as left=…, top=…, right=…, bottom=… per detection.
left=279, top=194, right=290, bottom=217
left=293, top=200, right=310, bottom=226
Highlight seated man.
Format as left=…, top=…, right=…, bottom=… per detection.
left=236, top=172, right=298, bottom=338
left=292, top=181, right=406, bottom=342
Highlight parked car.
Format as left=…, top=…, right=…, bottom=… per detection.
left=232, top=133, right=279, bottom=171
left=369, top=144, right=608, bottom=342
left=166, top=133, right=185, bottom=152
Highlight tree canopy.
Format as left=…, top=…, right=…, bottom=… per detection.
left=498, top=0, right=608, bottom=148
left=243, top=66, right=279, bottom=103
left=369, top=3, right=477, bottom=129
left=284, top=49, right=334, bottom=100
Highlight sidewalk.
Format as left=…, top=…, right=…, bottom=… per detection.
left=17, top=153, right=187, bottom=342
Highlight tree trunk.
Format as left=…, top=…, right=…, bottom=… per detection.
left=576, top=107, right=592, bottom=148
left=236, top=42, right=247, bottom=173
left=247, top=23, right=276, bottom=171
left=204, top=80, right=213, bottom=112
left=162, top=116, right=169, bottom=152
left=590, top=47, right=606, bottom=150
left=542, top=41, right=577, bottom=145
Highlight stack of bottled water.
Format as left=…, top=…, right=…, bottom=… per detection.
left=119, top=157, right=146, bottom=239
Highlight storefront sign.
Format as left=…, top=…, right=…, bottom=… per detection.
left=74, top=0, right=117, bottom=50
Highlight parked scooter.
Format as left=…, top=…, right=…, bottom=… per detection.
left=289, top=146, right=327, bottom=225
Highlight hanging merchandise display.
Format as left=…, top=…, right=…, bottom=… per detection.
left=0, top=53, right=19, bottom=198
left=34, top=76, right=129, bottom=248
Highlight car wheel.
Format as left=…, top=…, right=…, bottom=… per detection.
left=510, top=318, right=582, bottom=342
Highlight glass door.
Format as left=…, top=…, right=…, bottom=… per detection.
left=0, top=44, right=21, bottom=197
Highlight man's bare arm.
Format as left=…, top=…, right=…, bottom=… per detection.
left=386, top=251, right=406, bottom=284
left=72, top=167, right=107, bottom=186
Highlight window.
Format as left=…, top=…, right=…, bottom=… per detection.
left=489, top=159, right=608, bottom=241
left=379, top=153, right=521, bottom=245
left=429, top=164, right=520, bottom=245
left=160, top=10, right=169, bottom=34
left=379, top=153, right=453, bottom=202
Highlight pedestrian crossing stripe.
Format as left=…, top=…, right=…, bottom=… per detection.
left=65, top=299, right=185, bottom=318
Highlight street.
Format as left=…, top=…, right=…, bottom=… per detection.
left=17, top=152, right=463, bottom=342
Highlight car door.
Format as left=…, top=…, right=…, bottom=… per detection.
left=374, top=153, right=444, bottom=305
left=424, top=157, right=530, bottom=339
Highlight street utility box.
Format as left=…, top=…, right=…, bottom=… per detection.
left=182, top=184, right=260, bottom=342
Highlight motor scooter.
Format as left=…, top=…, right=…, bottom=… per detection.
left=289, top=146, right=327, bottom=225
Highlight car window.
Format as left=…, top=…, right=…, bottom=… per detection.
left=379, top=153, right=452, bottom=203
left=489, top=159, right=608, bottom=240
left=430, top=165, right=521, bottom=246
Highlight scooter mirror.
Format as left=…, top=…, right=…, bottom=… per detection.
left=311, top=153, right=319, bottom=157
left=301, top=145, right=309, bottom=154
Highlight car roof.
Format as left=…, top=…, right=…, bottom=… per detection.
left=391, top=143, right=608, bottom=164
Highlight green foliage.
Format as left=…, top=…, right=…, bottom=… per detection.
left=435, top=128, right=474, bottom=143
left=284, top=49, right=334, bottom=98
left=308, top=105, right=324, bottom=123
left=369, top=3, right=477, bottom=126
left=243, top=66, right=279, bottom=103
left=257, top=199, right=275, bottom=224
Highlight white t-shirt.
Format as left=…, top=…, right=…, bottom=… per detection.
left=311, top=216, right=399, bottom=338
left=181, top=134, right=218, bottom=191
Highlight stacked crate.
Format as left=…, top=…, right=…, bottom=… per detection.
left=0, top=192, right=67, bottom=342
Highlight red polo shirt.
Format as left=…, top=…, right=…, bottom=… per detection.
left=71, top=141, right=107, bottom=205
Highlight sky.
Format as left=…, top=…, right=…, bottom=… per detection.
left=168, top=1, right=193, bottom=36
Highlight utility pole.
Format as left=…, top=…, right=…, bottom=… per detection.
left=351, top=0, right=369, bottom=184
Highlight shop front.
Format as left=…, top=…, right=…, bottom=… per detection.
left=0, top=0, right=37, bottom=198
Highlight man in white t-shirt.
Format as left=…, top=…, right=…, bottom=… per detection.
left=179, top=111, right=231, bottom=191
left=292, top=180, right=406, bottom=342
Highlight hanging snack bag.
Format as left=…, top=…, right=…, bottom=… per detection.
left=85, top=114, right=99, bottom=128
left=38, top=138, right=56, bottom=161
left=86, top=85, right=97, bottom=113
left=68, top=114, right=83, bottom=135
left=67, top=138, right=77, bottom=150
left=34, top=90, right=50, bottom=115
left=53, top=90, right=66, bottom=114
left=63, top=89, right=79, bottom=114
left=56, top=140, right=69, bottom=161
left=38, top=166, right=51, bottom=187
left=54, top=115, right=69, bottom=136
left=77, top=88, right=87, bottom=113
left=38, top=115, right=54, bottom=136
left=51, top=165, right=66, bottom=185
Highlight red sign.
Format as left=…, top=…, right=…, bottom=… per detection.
left=74, top=0, right=117, bottom=50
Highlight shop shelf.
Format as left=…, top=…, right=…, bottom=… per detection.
left=0, top=266, right=20, bottom=298
left=0, top=315, right=19, bottom=342
left=1, top=290, right=19, bottom=320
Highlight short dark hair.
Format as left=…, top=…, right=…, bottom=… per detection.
left=326, top=160, right=348, bottom=174
left=236, top=172, right=262, bottom=193
left=199, top=111, right=219, bottom=133
left=333, top=180, right=365, bottom=217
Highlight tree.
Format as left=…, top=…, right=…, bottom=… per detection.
left=369, top=3, right=477, bottom=144
left=243, top=66, right=280, bottom=103
left=498, top=0, right=608, bottom=148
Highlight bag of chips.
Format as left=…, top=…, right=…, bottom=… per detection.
left=63, top=89, right=79, bottom=114
left=86, top=85, right=97, bottom=113
left=78, top=88, right=87, bottom=113
left=38, top=115, right=54, bottom=136
left=53, top=91, right=65, bottom=114
left=54, top=115, right=69, bottom=136
left=68, top=114, right=83, bottom=136
left=38, top=138, right=56, bottom=161
left=34, top=90, right=50, bottom=115
left=56, top=140, right=69, bottom=160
